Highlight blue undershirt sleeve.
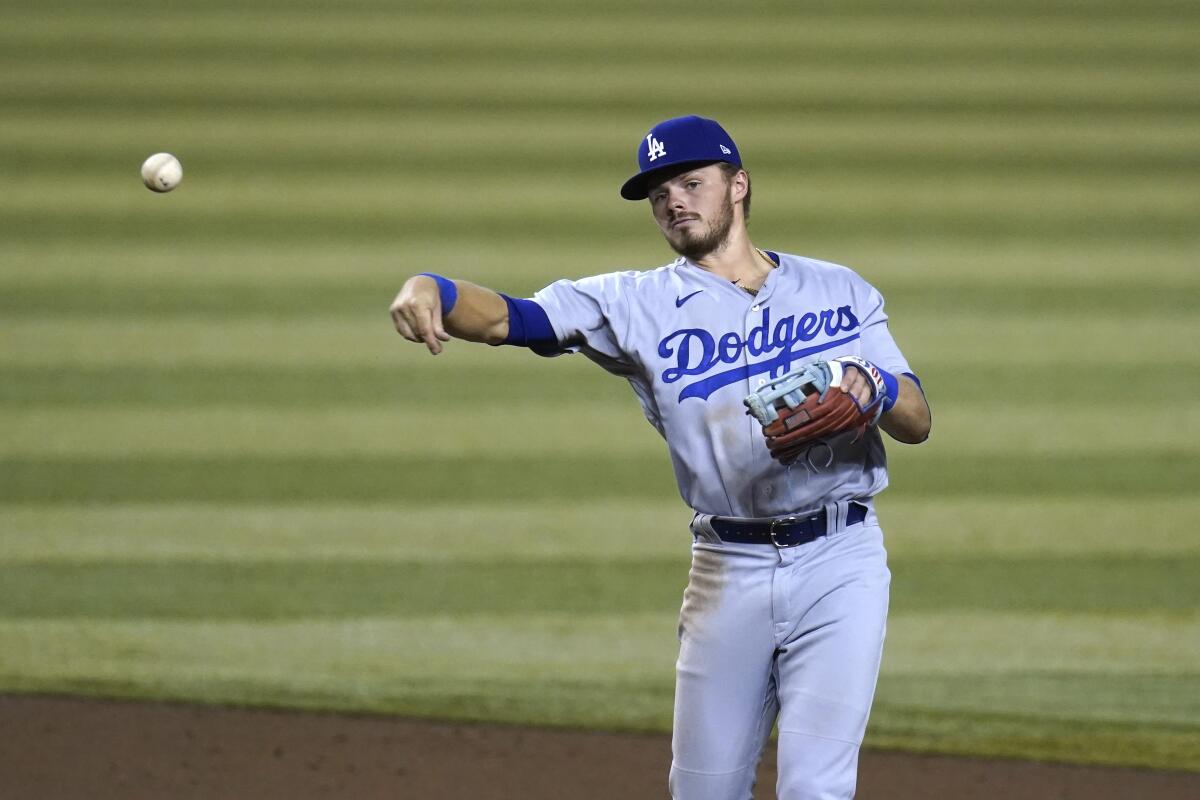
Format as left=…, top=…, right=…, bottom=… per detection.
left=496, top=294, right=563, bottom=357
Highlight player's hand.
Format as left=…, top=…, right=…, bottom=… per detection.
left=390, top=275, right=453, bottom=355
left=834, top=363, right=875, bottom=409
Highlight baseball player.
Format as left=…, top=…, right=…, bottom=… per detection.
left=390, top=115, right=931, bottom=800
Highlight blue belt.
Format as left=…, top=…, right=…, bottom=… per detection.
left=710, top=502, right=868, bottom=548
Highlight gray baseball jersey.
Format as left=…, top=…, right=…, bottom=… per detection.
left=533, top=251, right=912, bottom=518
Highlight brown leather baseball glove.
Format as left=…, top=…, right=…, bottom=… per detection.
left=744, top=357, right=887, bottom=465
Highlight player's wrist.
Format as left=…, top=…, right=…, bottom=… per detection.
left=417, top=273, right=458, bottom=315
left=876, top=365, right=899, bottom=413
left=830, top=356, right=899, bottom=415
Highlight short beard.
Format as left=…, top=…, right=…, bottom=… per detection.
left=668, top=197, right=735, bottom=261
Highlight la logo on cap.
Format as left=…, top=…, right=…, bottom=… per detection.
left=646, top=133, right=667, bottom=162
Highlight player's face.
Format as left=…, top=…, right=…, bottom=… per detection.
left=648, top=165, right=737, bottom=260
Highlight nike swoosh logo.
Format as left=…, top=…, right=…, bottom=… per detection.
left=675, top=290, right=703, bottom=308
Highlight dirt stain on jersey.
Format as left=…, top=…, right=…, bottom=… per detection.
left=703, top=402, right=747, bottom=456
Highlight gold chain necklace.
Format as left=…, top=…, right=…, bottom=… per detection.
left=731, top=249, right=776, bottom=296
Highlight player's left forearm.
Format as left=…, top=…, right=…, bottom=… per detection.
left=443, top=281, right=511, bottom=345
left=879, top=376, right=931, bottom=444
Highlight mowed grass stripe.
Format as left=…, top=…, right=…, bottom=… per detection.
left=6, top=114, right=1198, bottom=179
left=0, top=454, right=677, bottom=504
left=4, top=498, right=1197, bottom=562
left=4, top=404, right=1197, bottom=457
left=6, top=86, right=1196, bottom=117
left=878, top=497, right=1200, bottom=557
left=1, top=612, right=1195, bottom=700
left=0, top=561, right=686, bottom=620
left=0, top=406, right=663, bottom=457
left=0, top=556, right=1195, bottom=620
left=0, top=502, right=697, bottom=563
left=0, top=613, right=681, bottom=683
left=32, top=209, right=1180, bottom=246
left=888, top=558, right=1200, bottom=614
left=5, top=7, right=1194, bottom=58
left=885, top=612, right=1200, bottom=677
left=5, top=240, right=1189, bottom=285
left=5, top=61, right=1194, bottom=117
left=4, top=35, right=1195, bottom=73
left=922, top=404, right=1199, bottom=455
left=0, top=239, right=681, bottom=287
left=4, top=364, right=1200, bottom=409
left=3, top=0, right=1194, bottom=20
left=4, top=314, right=1196, bottom=367
left=3, top=213, right=1191, bottom=248
left=5, top=141, right=1196, bottom=181
left=0, top=364, right=633, bottom=408
left=4, top=9, right=1194, bottom=70
left=0, top=670, right=678, bottom=739
left=1, top=453, right=1197, bottom=504
left=3, top=200, right=1193, bottom=245
left=0, top=453, right=1195, bottom=503
left=5, top=174, right=1195, bottom=223
left=10, top=108, right=1195, bottom=153
left=887, top=450, right=1200, bottom=499
left=0, top=613, right=683, bottom=728
left=879, top=673, right=1200, bottom=728
left=0, top=244, right=1194, bottom=318
left=2, top=280, right=1196, bottom=318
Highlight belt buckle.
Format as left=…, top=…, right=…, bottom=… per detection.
left=768, top=516, right=801, bottom=548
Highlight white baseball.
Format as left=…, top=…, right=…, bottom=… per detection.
left=141, top=153, right=183, bottom=193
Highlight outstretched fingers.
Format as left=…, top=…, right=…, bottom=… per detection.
left=390, top=303, right=416, bottom=341
left=418, top=303, right=448, bottom=354
left=431, top=313, right=451, bottom=345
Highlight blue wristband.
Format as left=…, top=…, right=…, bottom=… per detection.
left=878, top=367, right=900, bottom=413
left=417, top=273, right=457, bottom=315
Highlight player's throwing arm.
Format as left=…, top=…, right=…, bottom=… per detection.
left=390, top=274, right=504, bottom=354
left=390, top=273, right=562, bottom=357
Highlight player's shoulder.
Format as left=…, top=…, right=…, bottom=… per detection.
left=776, top=251, right=863, bottom=280
left=775, top=251, right=880, bottom=294
left=601, top=258, right=686, bottom=284
left=559, top=259, right=686, bottom=295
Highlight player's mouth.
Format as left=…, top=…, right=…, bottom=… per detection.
left=670, top=216, right=700, bottom=229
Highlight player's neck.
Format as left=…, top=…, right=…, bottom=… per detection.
left=690, top=228, right=771, bottom=291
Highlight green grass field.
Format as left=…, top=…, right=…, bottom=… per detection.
left=2, top=0, right=1198, bottom=771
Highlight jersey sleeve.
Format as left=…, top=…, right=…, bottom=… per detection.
left=532, top=272, right=637, bottom=374
left=854, top=278, right=912, bottom=376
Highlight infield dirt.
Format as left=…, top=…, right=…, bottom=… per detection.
left=3, top=694, right=1197, bottom=799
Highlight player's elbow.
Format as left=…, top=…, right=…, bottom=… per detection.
left=886, top=423, right=929, bottom=445
left=906, top=418, right=932, bottom=444
left=442, top=288, right=511, bottom=345
left=480, top=316, right=509, bottom=345
left=887, top=381, right=931, bottom=444
left=881, top=403, right=931, bottom=444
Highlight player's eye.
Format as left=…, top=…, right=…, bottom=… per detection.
left=686, top=180, right=701, bottom=189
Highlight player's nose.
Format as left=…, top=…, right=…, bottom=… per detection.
left=665, top=187, right=688, bottom=211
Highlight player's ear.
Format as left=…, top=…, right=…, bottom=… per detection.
left=729, top=169, right=748, bottom=204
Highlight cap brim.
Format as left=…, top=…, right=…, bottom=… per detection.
left=619, top=160, right=720, bottom=201
left=619, top=175, right=652, bottom=201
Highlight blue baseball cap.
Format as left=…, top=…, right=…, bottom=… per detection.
left=619, top=115, right=742, bottom=200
